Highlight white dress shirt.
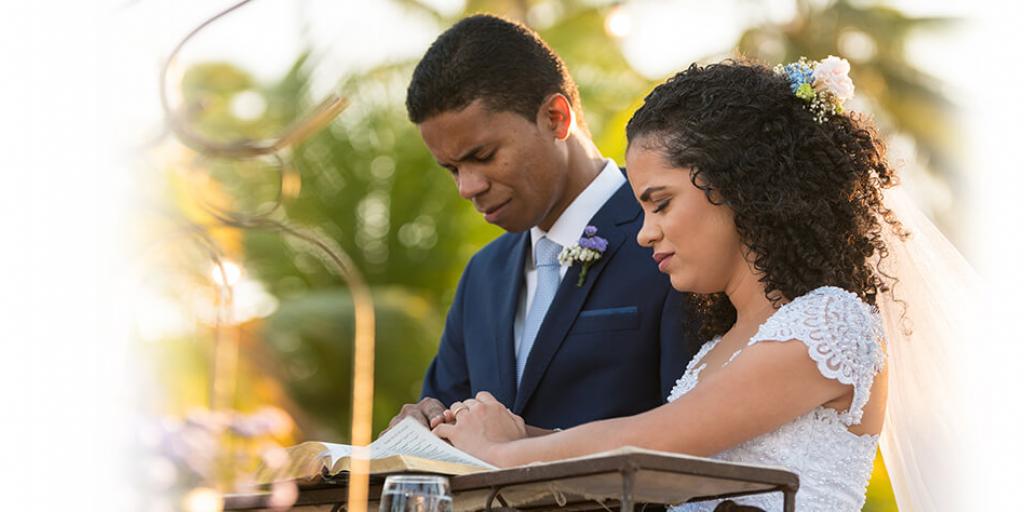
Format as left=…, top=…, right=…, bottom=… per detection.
left=513, top=159, right=626, bottom=361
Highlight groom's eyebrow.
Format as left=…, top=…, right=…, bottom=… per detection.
left=639, top=186, right=666, bottom=203
left=435, top=144, right=488, bottom=168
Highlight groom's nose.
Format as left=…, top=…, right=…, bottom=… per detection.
left=457, top=168, right=489, bottom=200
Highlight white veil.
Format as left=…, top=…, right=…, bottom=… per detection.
left=877, top=187, right=981, bottom=511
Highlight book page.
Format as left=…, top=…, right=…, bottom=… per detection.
left=320, top=442, right=353, bottom=467
left=368, top=417, right=495, bottom=469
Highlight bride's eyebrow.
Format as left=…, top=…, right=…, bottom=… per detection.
left=639, top=186, right=667, bottom=203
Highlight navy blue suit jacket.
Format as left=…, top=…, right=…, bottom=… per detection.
left=422, top=179, right=699, bottom=429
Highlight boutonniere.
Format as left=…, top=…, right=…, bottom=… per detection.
left=558, top=225, right=608, bottom=287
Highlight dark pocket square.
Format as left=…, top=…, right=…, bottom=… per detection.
left=572, top=306, right=640, bottom=333
left=579, top=306, right=638, bottom=318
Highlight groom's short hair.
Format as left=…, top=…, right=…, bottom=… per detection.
left=406, top=14, right=588, bottom=134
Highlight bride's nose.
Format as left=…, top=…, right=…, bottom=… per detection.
left=637, top=214, right=661, bottom=248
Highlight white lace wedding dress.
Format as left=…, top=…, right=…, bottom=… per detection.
left=670, top=286, right=886, bottom=512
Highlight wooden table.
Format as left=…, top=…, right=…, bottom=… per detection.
left=225, top=448, right=799, bottom=512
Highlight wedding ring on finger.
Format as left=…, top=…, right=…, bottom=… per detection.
left=450, top=404, right=470, bottom=417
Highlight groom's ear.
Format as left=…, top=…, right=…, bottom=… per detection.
left=538, top=93, right=574, bottom=141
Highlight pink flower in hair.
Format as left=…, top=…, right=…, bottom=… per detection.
left=812, top=55, right=855, bottom=103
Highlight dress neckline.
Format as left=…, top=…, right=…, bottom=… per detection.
left=688, top=286, right=853, bottom=373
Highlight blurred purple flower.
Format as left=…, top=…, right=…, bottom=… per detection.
left=144, top=406, right=295, bottom=489
left=229, top=407, right=293, bottom=438
left=577, top=225, right=608, bottom=253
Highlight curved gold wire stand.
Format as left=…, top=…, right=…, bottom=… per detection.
left=158, top=2, right=375, bottom=510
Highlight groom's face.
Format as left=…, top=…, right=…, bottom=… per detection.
left=418, top=99, right=569, bottom=232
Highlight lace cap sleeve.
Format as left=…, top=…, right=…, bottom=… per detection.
left=748, top=286, right=885, bottom=426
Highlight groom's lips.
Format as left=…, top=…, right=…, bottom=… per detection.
left=653, top=251, right=674, bottom=272
left=481, top=199, right=511, bottom=223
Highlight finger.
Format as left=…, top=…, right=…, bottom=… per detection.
left=475, top=391, right=499, bottom=403
left=419, top=396, right=444, bottom=407
left=513, top=414, right=526, bottom=430
left=433, top=422, right=456, bottom=440
left=390, top=405, right=427, bottom=429
left=409, top=407, right=432, bottom=428
left=420, top=397, right=448, bottom=424
left=429, top=413, right=449, bottom=429
left=448, top=401, right=472, bottom=423
left=390, top=404, right=414, bottom=427
left=462, top=398, right=481, bottom=409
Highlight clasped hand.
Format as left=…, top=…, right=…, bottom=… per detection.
left=432, top=391, right=527, bottom=464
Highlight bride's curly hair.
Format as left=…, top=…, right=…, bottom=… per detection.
left=627, top=59, right=907, bottom=341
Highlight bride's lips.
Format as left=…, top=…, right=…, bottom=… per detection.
left=482, top=199, right=511, bottom=223
left=653, top=251, right=674, bottom=272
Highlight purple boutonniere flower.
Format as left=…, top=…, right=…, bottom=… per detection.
left=557, top=225, right=608, bottom=287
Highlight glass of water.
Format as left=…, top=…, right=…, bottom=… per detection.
left=378, top=474, right=453, bottom=512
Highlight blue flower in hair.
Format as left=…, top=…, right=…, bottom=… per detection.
left=782, top=61, right=814, bottom=93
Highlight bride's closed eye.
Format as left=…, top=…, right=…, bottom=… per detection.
left=653, top=199, right=672, bottom=214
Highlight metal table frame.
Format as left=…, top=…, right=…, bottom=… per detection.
left=225, top=451, right=799, bottom=512
left=451, top=451, right=798, bottom=512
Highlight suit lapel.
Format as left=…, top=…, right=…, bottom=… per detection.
left=492, top=233, right=529, bottom=407
left=512, top=182, right=641, bottom=414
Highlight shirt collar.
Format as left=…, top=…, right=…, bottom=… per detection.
left=530, top=159, right=625, bottom=262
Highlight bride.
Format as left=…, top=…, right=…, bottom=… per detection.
left=433, top=57, right=971, bottom=511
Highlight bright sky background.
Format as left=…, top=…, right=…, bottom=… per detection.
left=0, top=0, right=1020, bottom=509
left=108, top=0, right=974, bottom=135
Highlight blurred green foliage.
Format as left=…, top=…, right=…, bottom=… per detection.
left=260, top=287, right=442, bottom=440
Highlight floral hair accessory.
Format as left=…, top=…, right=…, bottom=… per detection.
left=774, top=55, right=855, bottom=123
left=558, top=225, right=608, bottom=287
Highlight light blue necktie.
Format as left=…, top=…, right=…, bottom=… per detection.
left=517, top=236, right=563, bottom=386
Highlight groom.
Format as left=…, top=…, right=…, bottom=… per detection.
left=390, top=14, right=698, bottom=432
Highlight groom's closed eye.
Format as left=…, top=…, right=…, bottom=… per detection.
left=437, top=147, right=495, bottom=175
left=470, top=150, right=494, bottom=163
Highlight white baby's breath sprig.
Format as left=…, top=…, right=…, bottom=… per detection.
left=558, top=225, right=608, bottom=287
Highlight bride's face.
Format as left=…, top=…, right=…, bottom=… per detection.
left=626, top=142, right=744, bottom=294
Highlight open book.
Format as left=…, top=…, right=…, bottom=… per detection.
left=260, top=417, right=496, bottom=483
